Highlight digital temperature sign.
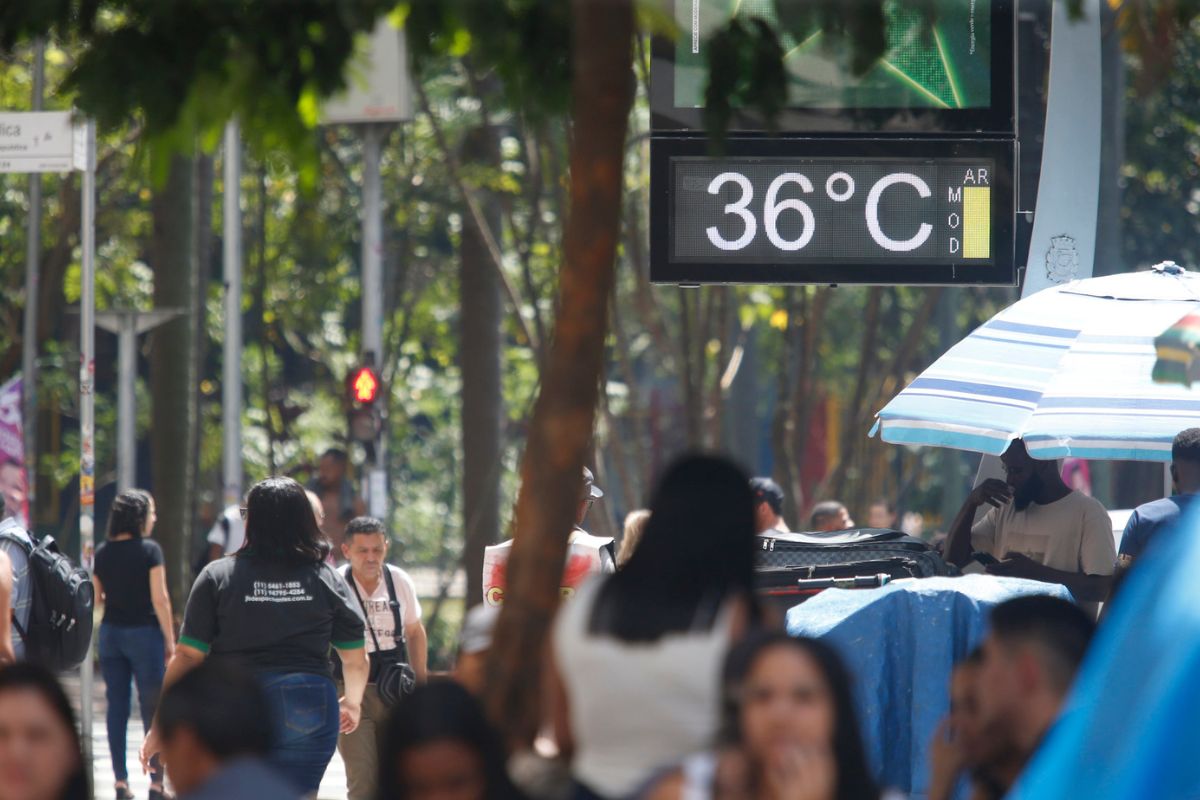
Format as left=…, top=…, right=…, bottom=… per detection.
left=650, top=138, right=1015, bottom=285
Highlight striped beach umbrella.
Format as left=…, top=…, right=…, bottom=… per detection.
left=871, top=263, right=1200, bottom=462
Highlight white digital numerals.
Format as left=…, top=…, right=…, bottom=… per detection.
left=763, top=173, right=815, bottom=251
left=704, top=172, right=756, bottom=251
left=703, top=169, right=934, bottom=254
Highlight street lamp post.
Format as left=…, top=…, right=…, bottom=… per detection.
left=223, top=120, right=243, bottom=509
left=95, top=310, right=183, bottom=491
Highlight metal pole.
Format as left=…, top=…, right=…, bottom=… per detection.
left=974, top=0, right=1102, bottom=490
left=116, top=316, right=136, bottom=491
left=361, top=124, right=386, bottom=518
left=362, top=124, right=384, bottom=361
left=78, top=118, right=96, bottom=768
left=222, top=120, right=243, bottom=508
left=22, top=39, right=45, bottom=522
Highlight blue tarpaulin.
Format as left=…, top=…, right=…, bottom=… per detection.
left=1010, top=506, right=1200, bottom=800
left=786, top=576, right=1073, bottom=798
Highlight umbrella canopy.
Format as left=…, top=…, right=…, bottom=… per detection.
left=871, top=263, right=1200, bottom=462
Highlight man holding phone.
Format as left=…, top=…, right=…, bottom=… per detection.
left=944, top=439, right=1116, bottom=615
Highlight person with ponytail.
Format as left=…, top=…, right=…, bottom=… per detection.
left=93, top=489, right=174, bottom=800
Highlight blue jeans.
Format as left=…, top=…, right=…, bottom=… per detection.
left=98, top=623, right=165, bottom=784
left=259, top=672, right=340, bottom=795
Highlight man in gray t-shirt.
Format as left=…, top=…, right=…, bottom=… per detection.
left=0, top=496, right=33, bottom=661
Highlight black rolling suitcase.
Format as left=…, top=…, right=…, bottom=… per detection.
left=754, top=528, right=954, bottom=610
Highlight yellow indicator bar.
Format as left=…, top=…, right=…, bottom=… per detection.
left=963, top=186, right=991, bottom=259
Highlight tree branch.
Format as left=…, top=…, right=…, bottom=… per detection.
left=414, top=80, right=542, bottom=358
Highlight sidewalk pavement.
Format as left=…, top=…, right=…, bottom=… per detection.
left=61, top=671, right=349, bottom=800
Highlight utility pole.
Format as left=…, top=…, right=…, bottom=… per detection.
left=319, top=17, right=412, bottom=519
left=361, top=122, right=388, bottom=519
left=22, top=39, right=45, bottom=523
left=78, top=117, right=96, bottom=770
left=223, top=120, right=243, bottom=508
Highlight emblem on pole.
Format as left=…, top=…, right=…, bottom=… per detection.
left=1046, top=235, right=1080, bottom=284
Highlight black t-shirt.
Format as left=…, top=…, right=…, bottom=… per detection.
left=94, top=538, right=164, bottom=627
left=180, top=555, right=365, bottom=676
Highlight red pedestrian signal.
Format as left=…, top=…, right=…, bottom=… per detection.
left=349, top=366, right=380, bottom=405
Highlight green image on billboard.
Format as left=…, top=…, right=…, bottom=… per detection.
left=674, top=0, right=992, bottom=110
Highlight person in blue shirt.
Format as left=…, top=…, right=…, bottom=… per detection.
left=1119, top=427, right=1200, bottom=565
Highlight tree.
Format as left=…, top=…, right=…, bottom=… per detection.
left=459, top=125, right=504, bottom=608
left=149, top=155, right=197, bottom=601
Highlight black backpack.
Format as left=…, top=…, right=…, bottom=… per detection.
left=0, top=525, right=94, bottom=671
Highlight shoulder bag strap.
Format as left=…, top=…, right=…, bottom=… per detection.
left=382, top=567, right=406, bottom=646
left=0, top=530, right=31, bottom=637
left=347, top=574, right=384, bottom=653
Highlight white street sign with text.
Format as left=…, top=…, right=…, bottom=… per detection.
left=0, top=111, right=76, bottom=173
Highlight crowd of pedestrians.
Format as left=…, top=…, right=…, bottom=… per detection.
left=0, top=424, right=1197, bottom=800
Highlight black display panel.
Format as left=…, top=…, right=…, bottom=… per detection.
left=651, top=0, right=1015, bottom=134
left=651, top=137, right=1016, bottom=285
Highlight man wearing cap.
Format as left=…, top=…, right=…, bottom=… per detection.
left=750, top=477, right=791, bottom=535
left=482, top=467, right=615, bottom=606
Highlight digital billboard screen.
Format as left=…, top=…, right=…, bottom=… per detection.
left=650, top=137, right=1016, bottom=285
left=652, top=0, right=1015, bottom=134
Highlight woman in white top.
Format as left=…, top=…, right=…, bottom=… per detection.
left=551, top=454, right=760, bottom=800
left=646, top=632, right=901, bottom=800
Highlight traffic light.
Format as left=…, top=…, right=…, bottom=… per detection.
left=346, top=365, right=382, bottom=443
left=348, top=365, right=380, bottom=406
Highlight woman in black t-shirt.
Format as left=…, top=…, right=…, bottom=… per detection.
left=93, top=489, right=175, bottom=800
left=140, top=477, right=369, bottom=796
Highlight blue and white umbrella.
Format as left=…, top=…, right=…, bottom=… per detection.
left=871, top=263, right=1200, bottom=462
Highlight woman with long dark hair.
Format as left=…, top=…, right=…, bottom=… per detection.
left=93, top=489, right=175, bottom=799
left=646, top=632, right=894, bottom=800
left=0, top=663, right=89, bottom=800
left=141, top=477, right=369, bottom=795
left=551, top=454, right=761, bottom=799
left=378, top=680, right=527, bottom=800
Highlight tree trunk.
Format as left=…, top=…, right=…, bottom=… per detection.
left=484, top=0, right=634, bottom=746
left=150, top=155, right=197, bottom=606
left=459, top=126, right=504, bottom=609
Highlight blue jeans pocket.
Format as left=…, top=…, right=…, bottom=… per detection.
left=280, top=683, right=329, bottom=738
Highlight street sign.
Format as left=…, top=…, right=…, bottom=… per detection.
left=0, top=111, right=75, bottom=173
left=651, top=137, right=1015, bottom=285
left=321, top=19, right=413, bottom=124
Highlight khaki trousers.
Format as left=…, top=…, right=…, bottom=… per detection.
left=337, top=683, right=389, bottom=800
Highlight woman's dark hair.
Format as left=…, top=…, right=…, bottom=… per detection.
left=240, top=477, right=330, bottom=564
left=0, top=664, right=89, bottom=800
left=721, top=632, right=880, bottom=800
left=105, top=488, right=152, bottom=539
left=590, top=453, right=758, bottom=641
left=378, top=680, right=526, bottom=800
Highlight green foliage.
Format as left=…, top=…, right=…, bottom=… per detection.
left=1121, top=17, right=1200, bottom=268
left=3, top=0, right=393, bottom=183
left=404, top=0, right=572, bottom=119
left=703, top=17, right=788, bottom=144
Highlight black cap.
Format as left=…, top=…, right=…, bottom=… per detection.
left=750, top=477, right=784, bottom=514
